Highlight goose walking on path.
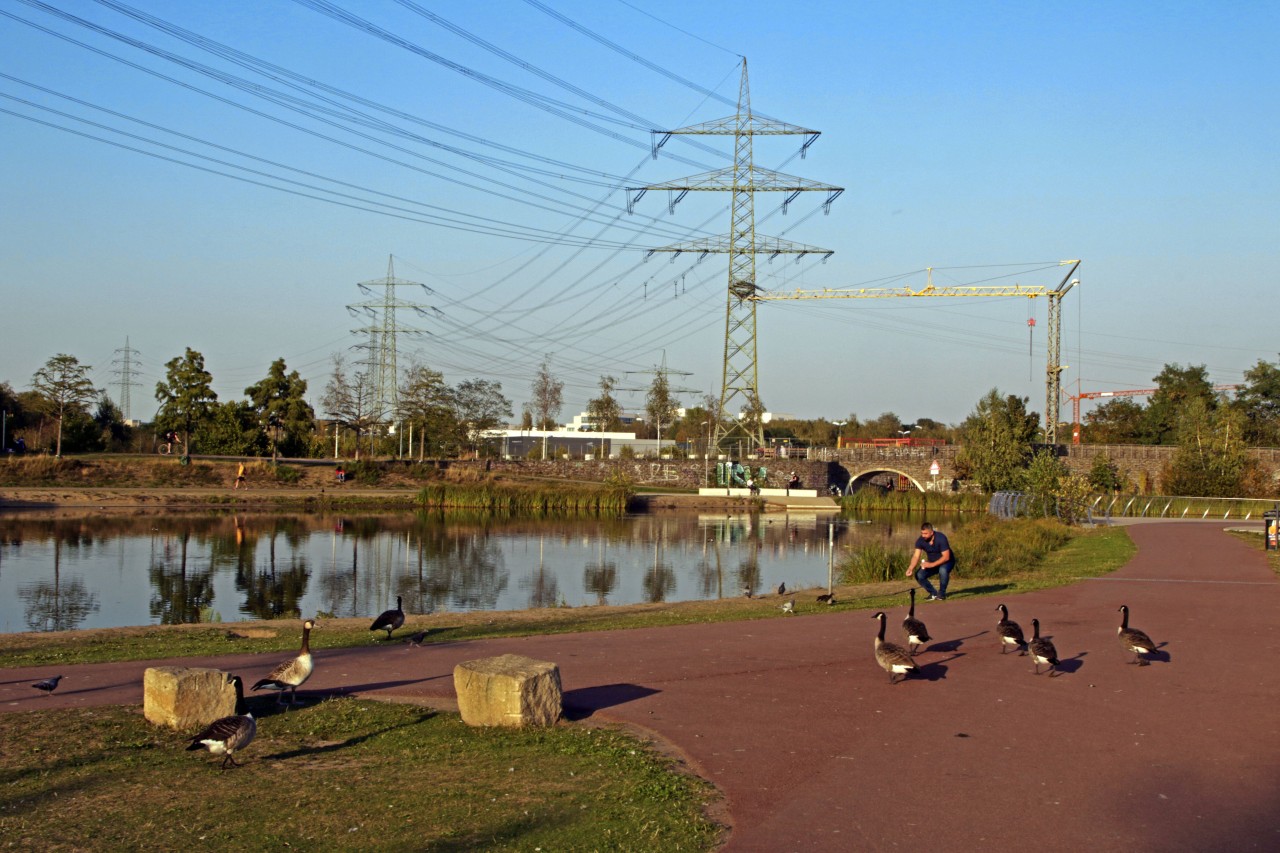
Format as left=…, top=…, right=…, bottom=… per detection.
left=371, top=595, right=405, bottom=640
left=253, top=619, right=315, bottom=707
left=902, top=589, right=931, bottom=654
left=31, top=675, right=63, bottom=696
left=1117, top=605, right=1156, bottom=666
left=187, top=675, right=256, bottom=770
left=872, top=612, right=917, bottom=684
left=1028, top=619, right=1061, bottom=677
left=996, top=604, right=1026, bottom=655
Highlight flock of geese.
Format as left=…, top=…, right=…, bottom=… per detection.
left=872, top=590, right=1159, bottom=683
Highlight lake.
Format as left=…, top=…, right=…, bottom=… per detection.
left=0, top=509, right=940, bottom=632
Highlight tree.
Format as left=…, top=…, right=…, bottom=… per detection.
left=453, top=379, right=512, bottom=455
left=957, top=389, right=1039, bottom=491
left=196, top=401, right=266, bottom=456
left=30, top=354, right=99, bottom=457
left=1161, top=397, right=1253, bottom=496
left=1087, top=453, right=1125, bottom=492
left=530, top=355, right=564, bottom=432
left=1234, top=356, right=1280, bottom=447
left=585, top=375, right=623, bottom=433
left=399, top=363, right=459, bottom=458
left=1084, top=398, right=1145, bottom=444
left=1144, top=363, right=1214, bottom=445
left=644, top=370, right=680, bottom=450
left=93, top=395, right=132, bottom=451
left=322, top=355, right=378, bottom=459
left=155, top=348, right=218, bottom=456
left=245, top=358, right=315, bottom=459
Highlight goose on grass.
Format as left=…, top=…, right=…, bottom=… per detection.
left=253, top=619, right=314, bottom=707
left=872, top=611, right=917, bottom=684
left=902, top=589, right=931, bottom=654
left=995, top=604, right=1026, bottom=655
left=370, top=595, right=405, bottom=640
left=1117, top=605, right=1156, bottom=666
left=1028, top=619, right=1061, bottom=677
left=187, top=675, right=256, bottom=770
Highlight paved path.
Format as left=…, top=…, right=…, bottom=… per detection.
left=3, top=522, right=1277, bottom=851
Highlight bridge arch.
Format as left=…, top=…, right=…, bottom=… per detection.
left=846, top=468, right=925, bottom=493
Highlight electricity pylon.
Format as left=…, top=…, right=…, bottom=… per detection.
left=756, top=260, right=1081, bottom=443
left=619, top=351, right=700, bottom=456
left=111, top=336, right=142, bottom=422
left=628, top=59, right=843, bottom=452
left=347, top=256, right=436, bottom=424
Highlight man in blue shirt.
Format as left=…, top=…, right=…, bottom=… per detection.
left=905, top=521, right=953, bottom=601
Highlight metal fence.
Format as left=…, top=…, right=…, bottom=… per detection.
left=990, top=491, right=1279, bottom=523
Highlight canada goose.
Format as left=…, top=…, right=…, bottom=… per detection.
left=187, top=675, right=256, bottom=770
left=741, top=587, right=754, bottom=599
left=816, top=592, right=835, bottom=604
left=1117, top=605, right=1156, bottom=666
left=1029, top=619, right=1061, bottom=677
left=370, top=595, right=405, bottom=640
left=872, top=611, right=917, bottom=684
left=31, top=675, right=63, bottom=696
left=902, top=589, right=931, bottom=654
left=996, top=604, right=1026, bottom=655
left=253, top=619, right=314, bottom=706
left=777, top=582, right=787, bottom=596
left=780, top=598, right=795, bottom=614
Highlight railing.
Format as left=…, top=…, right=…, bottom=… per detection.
left=1090, top=495, right=1280, bottom=521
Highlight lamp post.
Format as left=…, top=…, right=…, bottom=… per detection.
left=701, top=420, right=710, bottom=485
left=833, top=420, right=847, bottom=449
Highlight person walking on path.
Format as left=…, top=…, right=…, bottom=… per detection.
left=233, top=461, right=247, bottom=490
left=905, top=521, right=953, bottom=600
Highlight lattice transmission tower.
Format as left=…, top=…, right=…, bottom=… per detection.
left=111, top=336, right=142, bottom=421
left=628, top=59, right=843, bottom=451
left=347, top=256, right=436, bottom=423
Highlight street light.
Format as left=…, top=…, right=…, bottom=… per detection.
left=701, top=420, right=711, bottom=485
left=833, top=420, right=847, bottom=449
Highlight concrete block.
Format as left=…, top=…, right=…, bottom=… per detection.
left=453, top=654, right=562, bottom=728
left=143, top=666, right=236, bottom=730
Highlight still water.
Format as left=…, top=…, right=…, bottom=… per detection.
left=0, top=510, right=937, bottom=632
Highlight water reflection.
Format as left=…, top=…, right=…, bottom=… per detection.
left=0, top=510, right=948, bottom=632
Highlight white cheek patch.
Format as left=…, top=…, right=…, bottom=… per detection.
left=892, top=663, right=913, bottom=674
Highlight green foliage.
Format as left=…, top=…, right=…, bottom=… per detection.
left=530, top=354, right=564, bottom=431
left=155, top=348, right=218, bottom=452
left=957, top=388, right=1039, bottom=491
left=1145, top=362, right=1214, bottom=445
left=586, top=375, right=624, bottom=433
left=245, top=358, right=315, bottom=458
left=1087, top=452, right=1124, bottom=491
left=30, top=353, right=99, bottom=456
left=399, top=363, right=460, bottom=457
left=839, top=489, right=988, bottom=513
left=194, top=401, right=266, bottom=455
left=946, top=516, right=1073, bottom=580
left=644, top=368, right=680, bottom=441
left=453, top=378, right=513, bottom=452
left=350, top=459, right=384, bottom=485
left=1084, top=397, right=1145, bottom=444
left=416, top=481, right=631, bottom=514
left=1161, top=397, right=1253, bottom=496
left=1234, top=355, right=1280, bottom=446
left=840, top=540, right=909, bottom=583
left=1023, top=448, right=1065, bottom=516
left=322, top=355, right=379, bottom=458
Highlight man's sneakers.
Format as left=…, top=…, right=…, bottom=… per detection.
left=927, top=594, right=946, bottom=601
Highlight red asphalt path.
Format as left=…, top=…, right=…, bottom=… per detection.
left=3, top=521, right=1278, bottom=851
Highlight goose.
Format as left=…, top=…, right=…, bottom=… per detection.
left=741, top=587, right=754, bottom=599
left=31, top=675, right=63, bottom=696
left=902, top=589, right=931, bottom=654
left=996, top=604, right=1026, bottom=655
left=780, top=598, right=795, bottom=614
left=370, top=595, right=405, bottom=640
left=253, top=619, right=314, bottom=706
left=1117, top=605, right=1156, bottom=666
left=872, top=611, right=917, bottom=684
left=816, top=592, right=836, bottom=605
left=187, top=675, right=256, bottom=770
left=1028, top=619, right=1061, bottom=677
left=777, top=582, right=787, bottom=596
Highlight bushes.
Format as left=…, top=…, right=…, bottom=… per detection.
left=841, top=541, right=909, bottom=584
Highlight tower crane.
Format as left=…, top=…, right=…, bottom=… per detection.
left=757, top=260, right=1081, bottom=443
left=1065, top=384, right=1240, bottom=444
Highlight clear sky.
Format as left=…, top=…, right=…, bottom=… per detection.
left=2, top=0, right=1277, bottom=428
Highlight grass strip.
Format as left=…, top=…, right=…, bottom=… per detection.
left=0, top=698, right=718, bottom=852
left=0, top=525, right=1135, bottom=669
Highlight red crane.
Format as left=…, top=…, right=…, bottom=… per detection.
left=1066, top=385, right=1240, bottom=444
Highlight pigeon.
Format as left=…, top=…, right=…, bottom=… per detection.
left=777, top=582, right=787, bottom=596
left=780, top=599, right=795, bottom=614
left=31, top=675, right=63, bottom=696
left=406, top=630, right=429, bottom=646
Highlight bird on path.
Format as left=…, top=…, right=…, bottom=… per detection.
left=996, top=604, right=1026, bottom=655
left=253, top=619, right=314, bottom=707
left=1029, top=619, right=1061, bottom=677
left=780, top=598, right=795, bottom=614
left=370, top=595, right=405, bottom=640
left=1117, top=605, right=1156, bottom=666
left=187, top=675, right=256, bottom=770
left=872, top=612, right=917, bottom=684
left=902, top=589, right=931, bottom=654
left=406, top=630, right=429, bottom=646
left=31, top=675, right=63, bottom=696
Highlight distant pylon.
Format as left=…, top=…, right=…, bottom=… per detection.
left=111, top=337, right=142, bottom=421
left=347, top=256, right=435, bottom=423
left=628, top=59, right=843, bottom=451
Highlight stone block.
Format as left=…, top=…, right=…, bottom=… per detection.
left=143, top=666, right=236, bottom=730
left=453, top=654, right=562, bottom=728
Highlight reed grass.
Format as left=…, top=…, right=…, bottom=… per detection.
left=839, top=489, right=988, bottom=514
left=416, top=481, right=633, bottom=514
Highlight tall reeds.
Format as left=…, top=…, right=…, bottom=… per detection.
left=415, top=481, right=633, bottom=515
left=839, top=489, right=988, bottom=514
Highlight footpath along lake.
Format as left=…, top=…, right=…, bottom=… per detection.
left=0, top=510, right=952, bottom=632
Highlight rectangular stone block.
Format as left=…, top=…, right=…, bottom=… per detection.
left=143, top=666, right=236, bottom=731
left=453, top=654, right=562, bottom=728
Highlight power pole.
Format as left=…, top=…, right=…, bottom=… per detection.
left=111, top=336, right=142, bottom=422
left=347, top=256, right=435, bottom=426
left=620, top=352, right=700, bottom=456
left=628, top=59, right=843, bottom=453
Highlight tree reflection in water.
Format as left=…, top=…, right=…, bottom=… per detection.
left=522, top=535, right=559, bottom=609
left=149, top=531, right=214, bottom=625
left=20, top=538, right=100, bottom=632
left=583, top=538, right=618, bottom=605
left=643, top=525, right=676, bottom=603
left=234, top=518, right=312, bottom=620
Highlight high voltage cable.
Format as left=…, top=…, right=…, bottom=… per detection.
left=611, top=0, right=741, bottom=57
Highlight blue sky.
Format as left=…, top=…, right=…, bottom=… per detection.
left=2, top=0, right=1276, bottom=428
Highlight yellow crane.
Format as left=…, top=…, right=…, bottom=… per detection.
left=755, top=260, right=1081, bottom=443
